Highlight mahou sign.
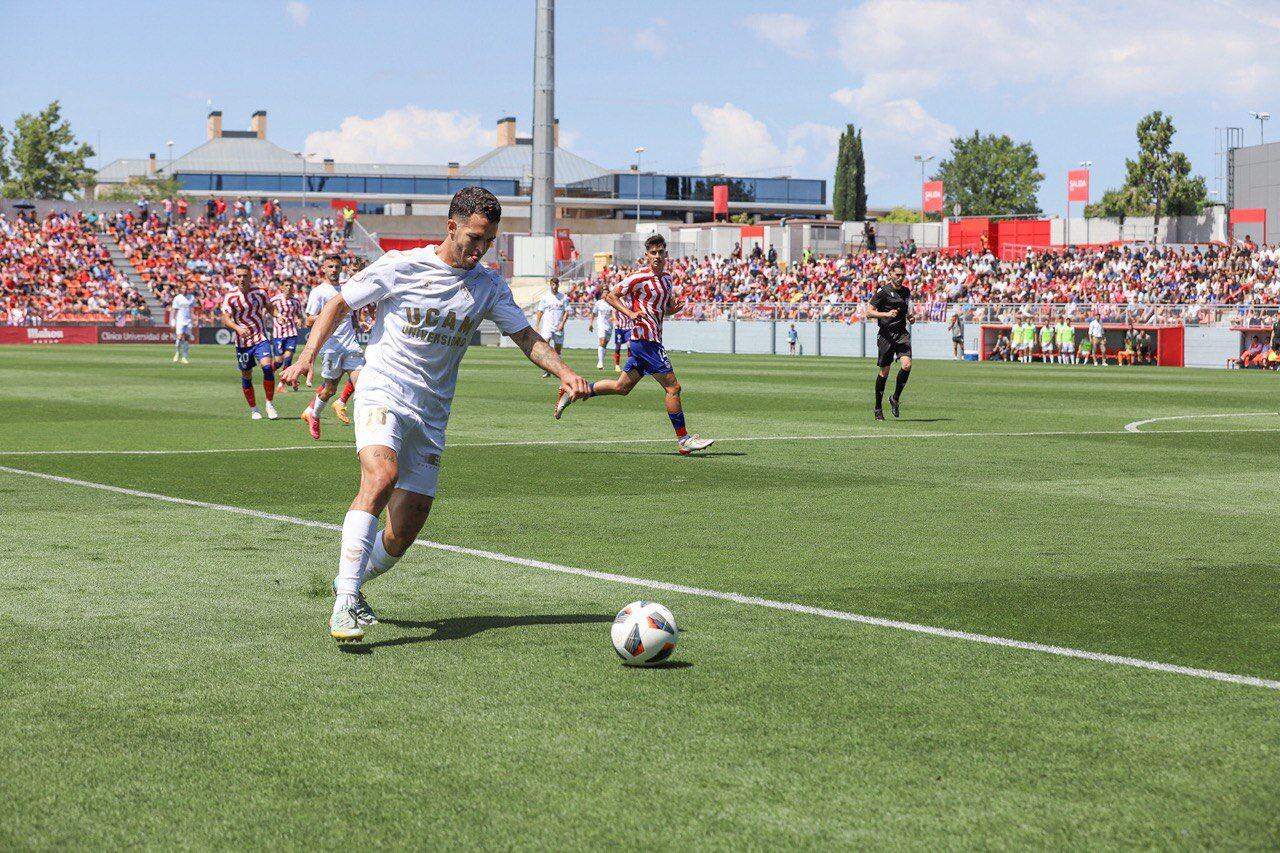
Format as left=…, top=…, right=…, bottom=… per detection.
left=922, top=181, right=944, bottom=213
left=0, top=326, right=99, bottom=344
left=1067, top=169, right=1090, bottom=203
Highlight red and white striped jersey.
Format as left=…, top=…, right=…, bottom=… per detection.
left=271, top=292, right=303, bottom=338
left=615, top=271, right=672, bottom=342
left=222, top=287, right=272, bottom=347
left=612, top=308, right=633, bottom=331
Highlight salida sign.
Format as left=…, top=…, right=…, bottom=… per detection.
left=922, top=181, right=945, bottom=213
left=1067, top=170, right=1090, bottom=203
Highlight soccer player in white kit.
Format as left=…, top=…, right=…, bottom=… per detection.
left=534, top=277, right=570, bottom=377
left=170, top=284, right=197, bottom=364
left=300, top=255, right=366, bottom=440
left=280, top=187, right=590, bottom=642
left=589, top=293, right=613, bottom=370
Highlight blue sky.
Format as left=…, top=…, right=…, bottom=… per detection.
left=2, top=0, right=1276, bottom=211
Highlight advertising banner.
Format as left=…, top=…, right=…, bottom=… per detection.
left=98, top=327, right=174, bottom=344
left=1067, top=169, right=1090, bottom=202
left=922, top=181, right=944, bottom=213
left=0, top=326, right=99, bottom=344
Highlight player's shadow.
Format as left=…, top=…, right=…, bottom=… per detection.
left=339, top=613, right=612, bottom=653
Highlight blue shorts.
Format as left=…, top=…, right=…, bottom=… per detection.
left=236, top=341, right=274, bottom=371
left=614, top=328, right=631, bottom=347
left=623, top=338, right=673, bottom=377
left=272, top=335, right=298, bottom=356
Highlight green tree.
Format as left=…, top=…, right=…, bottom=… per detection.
left=99, top=175, right=184, bottom=202
left=831, top=124, right=868, bottom=222
left=2, top=101, right=95, bottom=199
left=880, top=206, right=922, bottom=224
left=934, top=131, right=1043, bottom=216
left=0, top=125, right=10, bottom=189
left=850, top=127, right=867, bottom=221
left=1085, top=112, right=1208, bottom=223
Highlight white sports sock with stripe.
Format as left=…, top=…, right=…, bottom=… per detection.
left=334, top=510, right=378, bottom=607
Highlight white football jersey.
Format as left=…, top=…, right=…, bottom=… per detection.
left=171, top=293, right=196, bottom=326
left=341, top=246, right=530, bottom=431
left=536, top=290, right=570, bottom=332
left=306, top=282, right=359, bottom=353
left=593, top=297, right=613, bottom=328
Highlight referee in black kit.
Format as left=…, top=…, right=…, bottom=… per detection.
left=863, top=260, right=913, bottom=421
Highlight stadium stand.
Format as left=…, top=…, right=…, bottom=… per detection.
left=106, top=210, right=357, bottom=319
left=570, top=242, right=1280, bottom=325
left=1, top=209, right=148, bottom=325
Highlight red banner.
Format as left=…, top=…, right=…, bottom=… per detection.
left=713, top=184, right=729, bottom=217
left=0, top=326, right=100, bottom=344
left=922, top=181, right=944, bottom=213
left=1067, top=169, right=1090, bottom=202
left=98, top=327, right=174, bottom=344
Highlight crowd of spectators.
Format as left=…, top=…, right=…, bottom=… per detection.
left=2, top=209, right=148, bottom=326
left=108, top=210, right=356, bottom=320
left=570, top=241, right=1280, bottom=327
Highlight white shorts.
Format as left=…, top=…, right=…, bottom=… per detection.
left=320, top=347, right=365, bottom=380
left=353, top=398, right=443, bottom=497
left=596, top=323, right=614, bottom=340
left=174, top=322, right=192, bottom=337
left=1062, top=341, right=1075, bottom=352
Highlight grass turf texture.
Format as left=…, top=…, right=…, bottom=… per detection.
left=1, top=344, right=1277, bottom=848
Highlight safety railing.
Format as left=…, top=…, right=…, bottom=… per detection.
left=556, top=302, right=1280, bottom=328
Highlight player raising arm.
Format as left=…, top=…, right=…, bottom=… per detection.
left=280, top=187, right=589, bottom=643
left=553, top=233, right=713, bottom=455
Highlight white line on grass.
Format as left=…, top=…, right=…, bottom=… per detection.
left=3, top=462, right=1277, bottom=693
left=1124, top=412, right=1277, bottom=433
left=5, top=423, right=1280, bottom=456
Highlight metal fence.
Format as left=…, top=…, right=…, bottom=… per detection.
left=559, top=302, right=1280, bottom=328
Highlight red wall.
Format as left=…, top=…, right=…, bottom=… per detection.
left=992, top=219, right=1052, bottom=258
left=379, top=237, right=441, bottom=252
left=948, top=218, right=990, bottom=252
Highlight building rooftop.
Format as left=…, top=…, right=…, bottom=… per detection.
left=460, top=139, right=610, bottom=186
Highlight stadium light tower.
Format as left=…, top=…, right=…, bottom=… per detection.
left=1249, top=111, right=1270, bottom=144
left=913, top=154, right=935, bottom=225
left=531, top=0, right=555, bottom=238
left=634, top=146, right=645, bottom=223
left=166, top=140, right=174, bottom=175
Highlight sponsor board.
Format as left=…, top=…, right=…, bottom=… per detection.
left=0, top=326, right=100, bottom=345
left=98, top=327, right=174, bottom=344
left=200, top=327, right=236, bottom=345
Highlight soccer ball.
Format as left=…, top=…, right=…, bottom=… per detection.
left=611, top=601, right=678, bottom=666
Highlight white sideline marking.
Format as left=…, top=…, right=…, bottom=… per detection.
left=3, top=462, right=1277, bottom=692
left=1124, top=412, right=1276, bottom=433
left=5, top=423, right=1280, bottom=456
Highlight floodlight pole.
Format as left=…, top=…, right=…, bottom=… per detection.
left=634, top=146, right=645, bottom=223
left=531, top=0, right=556, bottom=237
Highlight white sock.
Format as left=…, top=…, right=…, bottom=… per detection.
left=364, top=530, right=403, bottom=585
left=597, top=345, right=605, bottom=365
left=334, top=509, right=378, bottom=601
left=312, top=394, right=327, bottom=415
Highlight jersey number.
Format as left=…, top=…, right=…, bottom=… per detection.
left=361, top=407, right=389, bottom=427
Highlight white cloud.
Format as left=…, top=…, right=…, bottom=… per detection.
left=743, top=13, right=813, bottom=59
left=304, top=106, right=497, bottom=165
left=690, top=102, right=838, bottom=178
left=834, top=0, right=1280, bottom=104
left=635, top=18, right=668, bottom=55
left=285, top=1, right=310, bottom=27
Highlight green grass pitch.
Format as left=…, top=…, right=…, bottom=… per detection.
left=1, top=344, right=1277, bottom=848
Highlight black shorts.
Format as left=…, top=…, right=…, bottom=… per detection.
left=877, top=334, right=912, bottom=367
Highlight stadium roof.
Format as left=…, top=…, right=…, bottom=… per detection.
left=460, top=140, right=609, bottom=186
left=96, top=158, right=153, bottom=183
left=160, top=136, right=305, bottom=174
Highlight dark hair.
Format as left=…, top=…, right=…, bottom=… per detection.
left=448, top=186, right=502, bottom=223
left=644, top=233, right=667, bottom=250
